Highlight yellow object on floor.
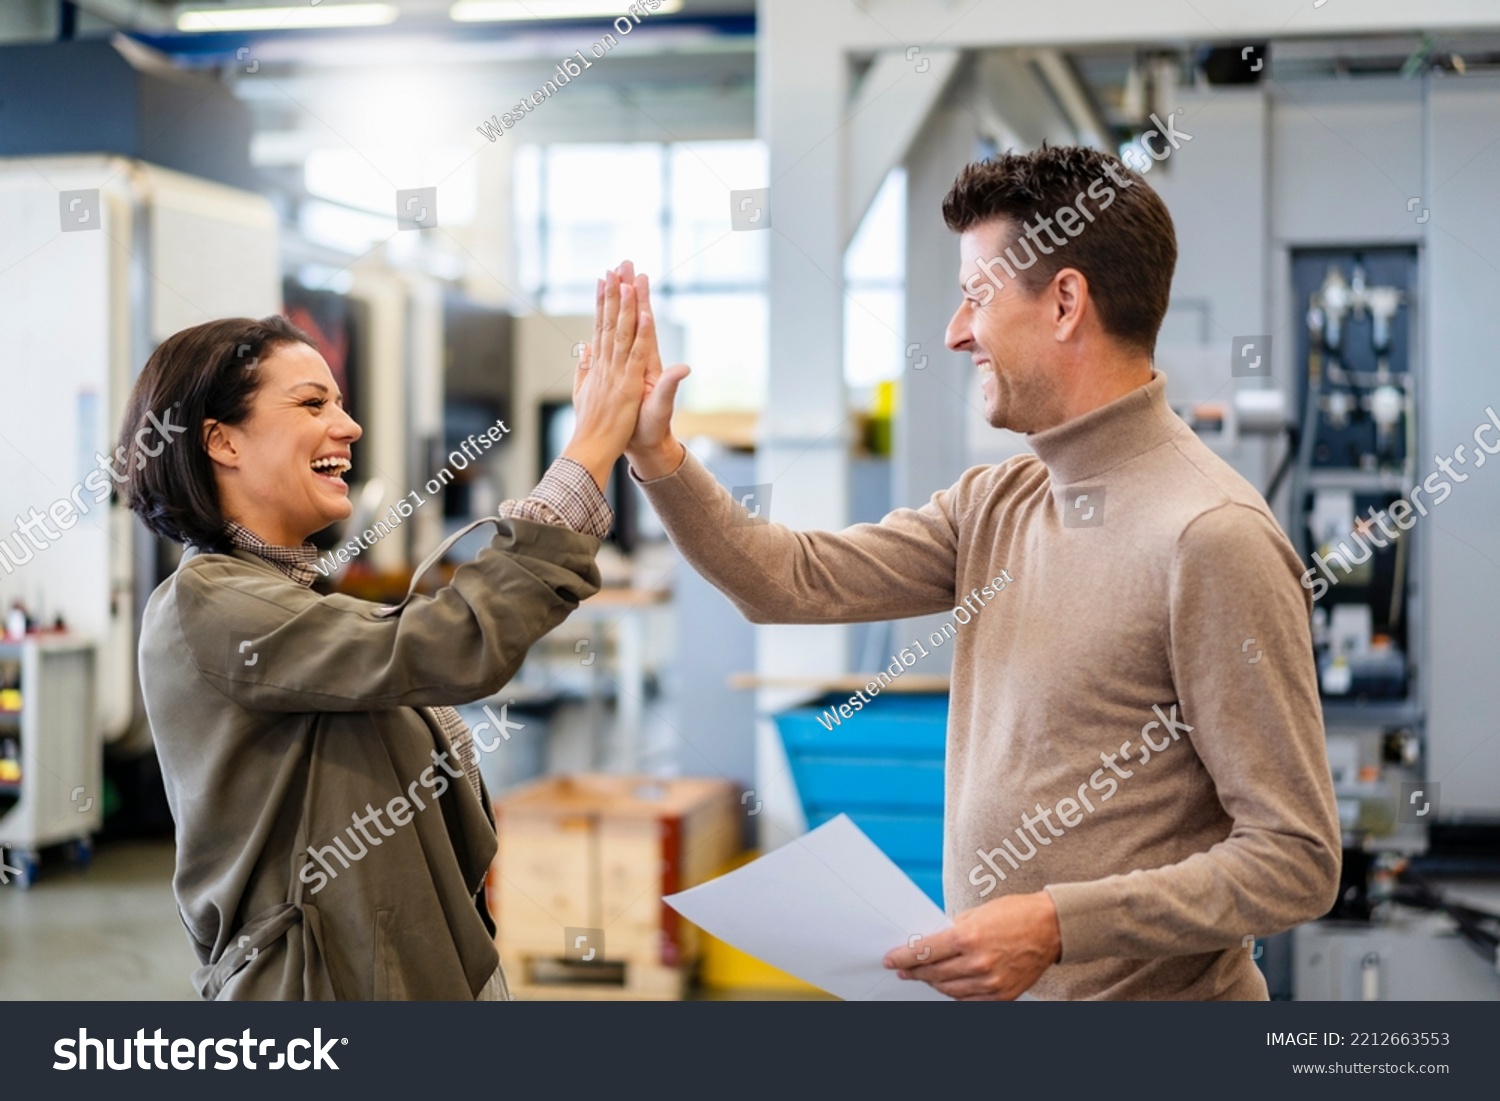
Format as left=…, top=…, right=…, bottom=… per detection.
left=695, top=851, right=823, bottom=995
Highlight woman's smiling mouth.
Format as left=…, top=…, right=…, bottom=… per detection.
left=311, top=455, right=351, bottom=487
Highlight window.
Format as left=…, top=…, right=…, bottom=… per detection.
left=514, top=143, right=906, bottom=410
left=844, top=168, right=907, bottom=397
left=515, top=140, right=767, bottom=411
left=300, top=146, right=478, bottom=254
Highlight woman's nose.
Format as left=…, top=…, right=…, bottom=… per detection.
left=335, top=409, right=362, bottom=442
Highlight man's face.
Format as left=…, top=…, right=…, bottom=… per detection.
left=946, top=219, right=1066, bottom=434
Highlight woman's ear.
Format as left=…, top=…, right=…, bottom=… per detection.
left=202, top=420, right=239, bottom=469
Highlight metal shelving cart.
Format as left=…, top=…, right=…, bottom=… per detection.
left=0, top=636, right=100, bottom=889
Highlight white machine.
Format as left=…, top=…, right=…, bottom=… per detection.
left=0, top=638, right=99, bottom=887
left=0, top=155, right=280, bottom=753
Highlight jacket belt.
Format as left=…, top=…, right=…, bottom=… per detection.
left=197, top=902, right=302, bottom=1001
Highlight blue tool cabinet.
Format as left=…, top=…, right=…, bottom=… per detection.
left=774, top=693, right=948, bottom=907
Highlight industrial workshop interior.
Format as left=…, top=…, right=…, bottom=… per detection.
left=3, top=0, right=1500, bottom=1068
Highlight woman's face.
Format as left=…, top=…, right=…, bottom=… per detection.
left=207, top=341, right=362, bottom=545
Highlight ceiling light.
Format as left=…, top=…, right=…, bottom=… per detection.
left=451, top=0, right=683, bottom=22
left=177, top=4, right=398, bottom=32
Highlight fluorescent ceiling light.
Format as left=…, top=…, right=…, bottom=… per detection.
left=451, top=0, right=683, bottom=22
left=177, top=4, right=398, bottom=32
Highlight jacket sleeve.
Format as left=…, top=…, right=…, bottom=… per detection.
left=175, top=517, right=601, bottom=713
left=633, top=448, right=975, bottom=624
left=1045, top=503, right=1342, bottom=961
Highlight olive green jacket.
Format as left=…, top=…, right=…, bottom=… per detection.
left=139, top=516, right=601, bottom=1000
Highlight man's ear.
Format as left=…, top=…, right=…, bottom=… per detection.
left=202, top=420, right=238, bottom=469
left=1052, top=268, right=1088, bottom=342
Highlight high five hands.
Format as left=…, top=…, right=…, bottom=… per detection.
left=563, top=260, right=689, bottom=491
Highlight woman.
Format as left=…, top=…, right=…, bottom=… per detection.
left=122, top=269, right=654, bottom=1000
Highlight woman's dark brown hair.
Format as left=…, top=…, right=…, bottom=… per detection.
left=117, top=315, right=314, bottom=553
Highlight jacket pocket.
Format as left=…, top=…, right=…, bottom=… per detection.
left=373, top=908, right=408, bottom=1001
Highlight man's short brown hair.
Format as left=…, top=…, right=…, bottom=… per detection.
left=942, top=145, right=1177, bottom=354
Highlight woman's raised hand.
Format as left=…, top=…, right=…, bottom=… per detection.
left=608, top=261, right=690, bottom=479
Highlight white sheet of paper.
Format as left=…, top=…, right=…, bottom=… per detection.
left=663, top=814, right=954, bottom=1001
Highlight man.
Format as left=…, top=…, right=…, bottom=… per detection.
left=615, top=145, right=1339, bottom=1000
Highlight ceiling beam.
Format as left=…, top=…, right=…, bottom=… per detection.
left=842, top=45, right=960, bottom=246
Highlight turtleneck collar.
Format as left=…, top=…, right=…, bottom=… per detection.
left=1026, top=371, right=1182, bottom=485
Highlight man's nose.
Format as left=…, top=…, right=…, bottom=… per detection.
left=945, top=304, right=971, bottom=352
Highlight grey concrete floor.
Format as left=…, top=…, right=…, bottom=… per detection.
left=0, top=838, right=824, bottom=1001
left=0, top=839, right=198, bottom=1000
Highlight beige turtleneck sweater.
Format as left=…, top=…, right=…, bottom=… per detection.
left=634, top=373, right=1340, bottom=1000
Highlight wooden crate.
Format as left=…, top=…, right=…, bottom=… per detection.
left=490, top=774, right=741, bottom=999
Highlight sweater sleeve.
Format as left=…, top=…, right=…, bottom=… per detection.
left=633, top=448, right=968, bottom=624
left=1044, top=503, right=1341, bottom=961
left=174, top=517, right=601, bottom=713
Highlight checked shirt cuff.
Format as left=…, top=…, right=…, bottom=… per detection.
left=498, top=456, right=614, bottom=540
